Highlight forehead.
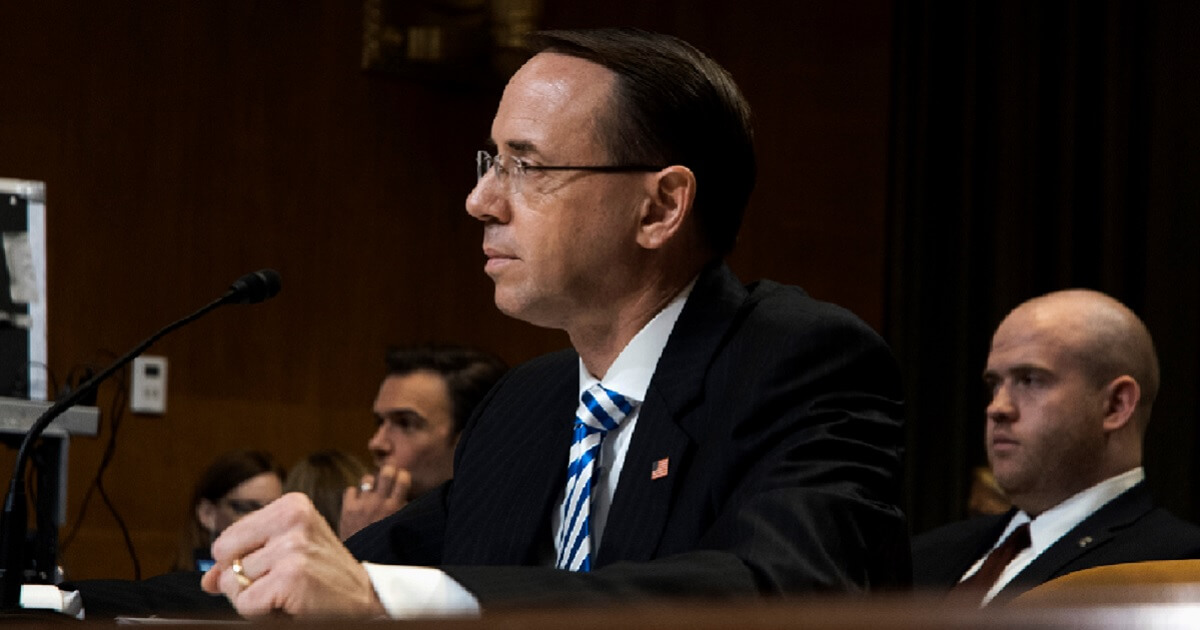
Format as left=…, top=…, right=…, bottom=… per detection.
left=491, top=52, right=617, bottom=158
left=986, top=305, right=1086, bottom=373
left=375, top=370, right=451, bottom=412
left=225, top=472, right=281, bottom=500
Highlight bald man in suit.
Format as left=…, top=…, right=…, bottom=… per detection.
left=912, top=289, right=1200, bottom=605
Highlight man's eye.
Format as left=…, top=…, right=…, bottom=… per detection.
left=390, top=417, right=421, bottom=432
left=1016, top=373, right=1040, bottom=387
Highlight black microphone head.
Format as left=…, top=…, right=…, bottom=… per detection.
left=227, top=269, right=282, bottom=304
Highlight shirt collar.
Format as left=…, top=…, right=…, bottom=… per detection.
left=578, top=278, right=697, bottom=402
left=1004, top=467, right=1145, bottom=552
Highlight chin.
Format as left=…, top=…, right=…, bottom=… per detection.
left=493, top=292, right=553, bottom=328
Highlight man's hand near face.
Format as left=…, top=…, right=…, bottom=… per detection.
left=339, top=465, right=411, bottom=540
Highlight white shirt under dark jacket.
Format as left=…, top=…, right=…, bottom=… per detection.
left=959, top=467, right=1145, bottom=605
left=365, top=281, right=695, bottom=618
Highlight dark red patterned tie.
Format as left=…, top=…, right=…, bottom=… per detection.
left=952, top=523, right=1031, bottom=598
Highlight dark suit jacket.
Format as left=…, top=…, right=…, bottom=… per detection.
left=911, top=481, right=1200, bottom=605
left=346, top=262, right=909, bottom=606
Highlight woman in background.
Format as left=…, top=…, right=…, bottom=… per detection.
left=173, top=450, right=285, bottom=572
left=284, top=449, right=369, bottom=532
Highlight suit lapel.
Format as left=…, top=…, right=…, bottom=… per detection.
left=444, top=351, right=578, bottom=565
left=596, top=263, right=747, bottom=565
left=992, top=482, right=1155, bottom=603
left=939, top=513, right=1016, bottom=586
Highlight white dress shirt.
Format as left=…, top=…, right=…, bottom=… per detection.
left=961, top=467, right=1145, bottom=605
left=367, top=281, right=695, bottom=618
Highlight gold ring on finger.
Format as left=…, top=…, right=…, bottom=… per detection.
left=231, top=557, right=254, bottom=589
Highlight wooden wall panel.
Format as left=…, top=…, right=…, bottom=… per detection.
left=0, top=1, right=891, bottom=580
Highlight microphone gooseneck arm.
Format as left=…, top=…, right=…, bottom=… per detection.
left=0, top=269, right=281, bottom=607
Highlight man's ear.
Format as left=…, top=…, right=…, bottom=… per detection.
left=196, top=499, right=218, bottom=534
left=1102, top=375, right=1141, bottom=432
left=636, top=165, right=696, bottom=250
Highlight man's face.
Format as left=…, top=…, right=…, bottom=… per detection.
left=465, top=52, right=649, bottom=330
left=369, top=370, right=457, bottom=499
left=982, top=306, right=1108, bottom=513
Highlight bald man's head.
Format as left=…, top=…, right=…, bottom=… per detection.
left=1016, top=289, right=1159, bottom=426
left=982, top=289, right=1159, bottom=515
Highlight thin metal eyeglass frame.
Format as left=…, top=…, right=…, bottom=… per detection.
left=476, top=150, right=666, bottom=185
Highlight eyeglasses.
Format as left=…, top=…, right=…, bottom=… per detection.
left=221, top=498, right=267, bottom=516
left=476, top=150, right=665, bottom=191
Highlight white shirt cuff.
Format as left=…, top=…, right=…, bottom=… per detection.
left=362, top=562, right=480, bottom=619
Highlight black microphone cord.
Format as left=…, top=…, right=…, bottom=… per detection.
left=59, top=361, right=138, bottom=579
left=0, top=269, right=280, bottom=606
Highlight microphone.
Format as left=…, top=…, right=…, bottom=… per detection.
left=0, top=269, right=282, bottom=607
left=226, top=269, right=282, bottom=305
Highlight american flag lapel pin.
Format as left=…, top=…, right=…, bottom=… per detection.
left=650, top=457, right=669, bottom=480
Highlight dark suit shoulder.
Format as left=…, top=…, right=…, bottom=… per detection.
left=507, top=347, right=578, bottom=374
left=911, top=513, right=1011, bottom=587
left=913, top=513, right=1010, bottom=551
left=1062, top=505, right=1200, bottom=565
left=743, top=280, right=880, bottom=335
left=725, top=279, right=903, bottom=405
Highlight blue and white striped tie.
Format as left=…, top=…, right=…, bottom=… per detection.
left=556, top=383, right=635, bottom=572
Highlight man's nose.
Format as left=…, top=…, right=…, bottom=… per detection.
left=368, top=426, right=390, bottom=454
left=465, top=173, right=510, bottom=223
left=987, top=384, right=1016, bottom=422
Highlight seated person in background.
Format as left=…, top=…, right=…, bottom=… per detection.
left=202, top=27, right=909, bottom=619
left=173, top=450, right=285, bottom=572
left=43, top=451, right=285, bottom=619
left=285, top=449, right=369, bottom=532
left=338, top=344, right=507, bottom=539
left=912, top=289, right=1200, bottom=606
left=966, top=466, right=1012, bottom=517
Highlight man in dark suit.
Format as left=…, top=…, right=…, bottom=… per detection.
left=201, top=28, right=908, bottom=618
left=912, top=289, right=1200, bottom=605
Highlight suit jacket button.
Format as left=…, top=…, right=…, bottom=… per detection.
left=1078, top=536, right=1093, bottom=548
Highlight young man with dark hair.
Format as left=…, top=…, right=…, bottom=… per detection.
left=339, top=345, right=506, bottom=539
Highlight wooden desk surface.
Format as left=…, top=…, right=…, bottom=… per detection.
left=11, top=586, right=1200, bottom=628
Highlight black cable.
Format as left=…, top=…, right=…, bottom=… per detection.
left=5, top=270, right=279, bottom=597
left=59, top=360, right=141, bottom=579
left=59, top=356, right=116, bottom=554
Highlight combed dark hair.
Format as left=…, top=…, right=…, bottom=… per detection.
left=385, top=345, right=507, bottom=434
left=530, top=27, right=756, bottom=257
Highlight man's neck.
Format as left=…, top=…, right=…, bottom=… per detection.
left=1016, top=466, right=1144, bottom=518
left=569, top=277, right=693, bottom=378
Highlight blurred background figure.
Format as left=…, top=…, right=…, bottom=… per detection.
left=173, top=450, right=284, bottom=572
left=967, top=466, right=1012, bottom=517
left=285, top=449, right=369, bottom=532
left=339, top=344, right=507, bottom=539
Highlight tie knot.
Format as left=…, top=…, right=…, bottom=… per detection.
left=1003, top=522, right=1031, bottom=551
left=577, top=384, right=636, bottom=433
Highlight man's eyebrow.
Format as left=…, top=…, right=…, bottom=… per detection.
left=376, top=409, right=427, bottom=423
left=981, top=364, right=1049, bottom=380
left=484, top=138, right=541, bottom=157
left=502, top=139, right=539, bottom=156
